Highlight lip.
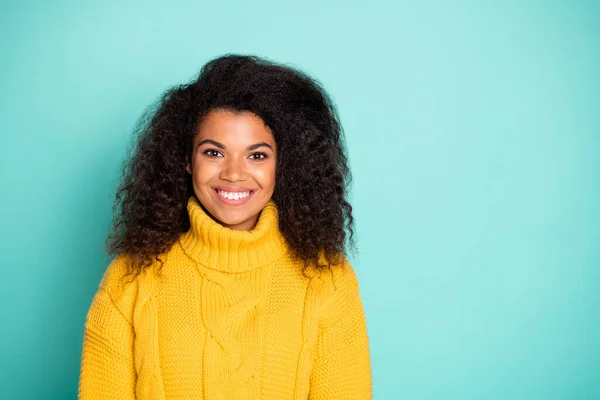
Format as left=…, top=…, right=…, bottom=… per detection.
left=213, top=187, right=256, bottom=206
left=214, top=186, right=255, bottom=192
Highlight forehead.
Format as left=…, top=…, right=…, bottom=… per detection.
left=195, top=109, right=274, bottom=143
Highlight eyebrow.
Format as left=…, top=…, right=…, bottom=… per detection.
left=197, top=139, right=273, bottom=151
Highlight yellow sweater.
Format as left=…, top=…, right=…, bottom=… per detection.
left=79, top=196, right=372, bottom=399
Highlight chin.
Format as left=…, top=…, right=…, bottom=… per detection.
left=195, top=187, right=271, bottom=229
left=210, top=204, right=256, bottom=227
left=215, top=210, right=246, bottom=223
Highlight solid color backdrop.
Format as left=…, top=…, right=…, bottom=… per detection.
left=0, top=1, right=598, bottom=398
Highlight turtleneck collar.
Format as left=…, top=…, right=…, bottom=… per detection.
left=178, top=196, right=288, bottom=273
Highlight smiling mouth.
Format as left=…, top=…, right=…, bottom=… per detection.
left=214, top=188, right=255, bottom=201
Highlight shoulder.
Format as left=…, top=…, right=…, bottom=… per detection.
left=331, top=256, right=359, bottom=283
left=96, top=254, right=147, bottom=321
left=98, top=254, right=146, bottom=294
left=317, top=256, right=363, bottom=327
left=99, top=254, right=132, bottom=289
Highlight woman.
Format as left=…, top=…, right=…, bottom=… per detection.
left=78, top=54, right=372, bottom=400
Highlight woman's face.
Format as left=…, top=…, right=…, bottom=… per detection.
left=186, top=109, right=277, bottom=231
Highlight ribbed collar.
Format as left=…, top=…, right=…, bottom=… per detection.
left=178, top=196, right=288, bottom=273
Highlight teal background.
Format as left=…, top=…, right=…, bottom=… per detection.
left=1, top=0, right=598, bottom=398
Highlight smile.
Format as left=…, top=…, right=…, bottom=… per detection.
left=217, top=189, right=253, bottom=200
left=214, top=188, right=256, bottom=205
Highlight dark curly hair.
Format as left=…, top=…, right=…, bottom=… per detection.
left=107, top=53, right=355, bottom=278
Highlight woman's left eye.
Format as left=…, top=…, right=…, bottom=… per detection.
left=249, top=152, right=267, bottom=160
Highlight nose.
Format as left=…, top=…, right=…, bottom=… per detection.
left=219, top=155, right=247, bottom=182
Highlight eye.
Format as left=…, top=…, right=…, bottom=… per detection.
left=249, top=152, right=268, bottom=161
left=203, top=149, right=223, bottom=157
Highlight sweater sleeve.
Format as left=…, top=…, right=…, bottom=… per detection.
left=309, top=261, right=373, bottom=399
left=78, top=260, right=137, bottom=400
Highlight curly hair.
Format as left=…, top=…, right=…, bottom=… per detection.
left=106, top=54, right=355, bottom=278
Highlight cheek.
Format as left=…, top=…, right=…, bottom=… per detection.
left=255, top=163, right=276, bottom=189
left=192, top=159, right=218, bottom=186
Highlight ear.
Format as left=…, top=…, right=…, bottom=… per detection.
left=185, top=156, right=192, bottom=175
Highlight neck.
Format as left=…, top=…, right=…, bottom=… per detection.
left=178, top=196, right=288, bottom=273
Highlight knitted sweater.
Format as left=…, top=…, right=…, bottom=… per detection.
left=78, top=196, right=372, bottom=399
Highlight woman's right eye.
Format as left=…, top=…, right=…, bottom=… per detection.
left=203, top=149, right=223, bottom=157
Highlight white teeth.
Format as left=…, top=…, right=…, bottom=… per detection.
left=217, top=190, right=252, bottom=200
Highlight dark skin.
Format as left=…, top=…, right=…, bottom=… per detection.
left=186, top=109, right=278, bottom=231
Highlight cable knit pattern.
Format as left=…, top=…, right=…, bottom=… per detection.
left=78, top=196, right=372, bottom=399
